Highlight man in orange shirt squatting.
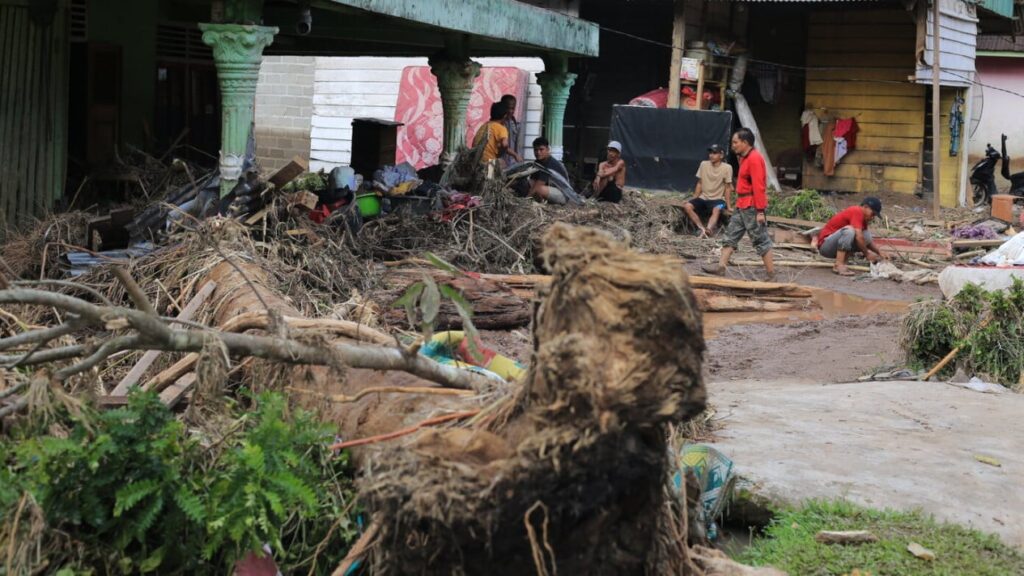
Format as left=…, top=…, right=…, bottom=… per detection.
left=702, top=128, right=775, bottom=281
left=816, top=196, right=888, bottom=276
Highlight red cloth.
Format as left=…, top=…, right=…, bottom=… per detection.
left=817, top=206, right=868, bottom=247
left=735, top=148, right=768, bottom=211
left=834, top=117, right=859, bottom=149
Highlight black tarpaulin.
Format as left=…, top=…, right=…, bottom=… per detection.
left=609, top=105, right=734, bottom=192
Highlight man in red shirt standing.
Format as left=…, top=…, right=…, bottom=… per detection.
left=702, top=128, right=775, bottom=280
left=817, top=197, right=888, bottom=276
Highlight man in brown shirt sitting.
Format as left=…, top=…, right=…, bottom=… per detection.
left=683, top=144, right=733, bottom=237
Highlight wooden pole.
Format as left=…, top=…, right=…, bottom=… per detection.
left=931, top=0, right=942, bottom=218
left=668, top=0, right=686, bottom=109
left=695, top=62, right=706, bottom=111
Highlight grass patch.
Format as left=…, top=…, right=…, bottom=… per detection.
left=737, top=500, right=1024, bottom=576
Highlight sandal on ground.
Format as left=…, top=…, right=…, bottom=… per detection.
left=832, top=267, right=855, bottom=277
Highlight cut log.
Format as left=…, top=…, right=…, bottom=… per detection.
left=694, top=290, right=812, bottom=312
left=381, top=269, right=818, bottom=325
left=380, top=269, right=532, bottom=329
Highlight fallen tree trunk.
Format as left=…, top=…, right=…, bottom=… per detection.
left=380, top=268, right=817, bottom=327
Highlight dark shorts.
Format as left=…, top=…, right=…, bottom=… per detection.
left=722, top=207, right=773, bottom=256
left=687, top=198, right=727, bottom=218
left=598, top=183, right=623, bottom=203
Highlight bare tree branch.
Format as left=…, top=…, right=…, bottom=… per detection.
left=0, top=288, right=497, bottom=392
left=112, top=266, right=157, bottom=316
left=0, top=318, right=87, bottom=351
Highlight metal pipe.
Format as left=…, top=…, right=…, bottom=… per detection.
left=296, top=0, right=312, bottom=35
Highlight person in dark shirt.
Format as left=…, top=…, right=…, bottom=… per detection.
left=525, top=137, right=572, bottom=204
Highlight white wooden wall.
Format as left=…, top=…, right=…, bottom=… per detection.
left=310, top=57, right=546, bottom=172
left=915, top=0, right=978, bottom=87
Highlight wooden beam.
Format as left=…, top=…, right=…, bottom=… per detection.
left=667, top=0, right=686, bottom=109
left=159, top=373, right=197, bottom=408
left=268, top=156, right=309, bottom=189
left=109, top=281, right=216, bottom=396
left=952, top=238, right=1005, bottom=249
left=767, top=215, right=826, bottom=229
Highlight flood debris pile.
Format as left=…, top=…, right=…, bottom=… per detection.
left=901, top=279, right=1024, bottom=389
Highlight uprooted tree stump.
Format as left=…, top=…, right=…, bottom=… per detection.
left=362, top=223, right=710, bottom=575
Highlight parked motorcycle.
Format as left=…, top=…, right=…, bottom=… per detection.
left=1000, top=134, right=1024, bottom=197
left=970, top=142, right=1000, bottom=206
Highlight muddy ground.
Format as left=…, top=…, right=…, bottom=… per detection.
left=481, top=265, right=941, bottom=385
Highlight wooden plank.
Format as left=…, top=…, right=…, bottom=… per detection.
left=806, top=53, right=915, bottom=68
left=801, top=175, right=920, bottom=195
left=834, top=151, right=921, bottom=167
left=767, top=215, right=825, bottom=228
left=807, top=68, right=918, bottom=83
left=268, top=156, right=309, bottom=188
left=159, top=373, right=196, bottom=408
left=952, top=238, right=1007, bottom=249
left=313, top=93, right=400, bottom=107
left=110, top=281, right=216, bottom=396
left=805, top=82, right=923, bottom=99
left=807, top=37, right=915, bottom=54
left=853, top=136, right=926, bottom=154
left=804, top=94, right=923, bottom=112
left=812, top=164, right=921, bottom=183
left=810, top=9, right=909, bottom=25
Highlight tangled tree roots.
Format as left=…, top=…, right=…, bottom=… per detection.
left=362, top=223, right=708, bottom=575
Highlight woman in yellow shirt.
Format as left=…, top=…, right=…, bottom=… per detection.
left=473, top=102, right=520, bottom=164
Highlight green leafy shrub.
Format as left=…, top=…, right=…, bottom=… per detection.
left=901, top=280, right=1024, bottom=387
left=767, top=189, right=836, bottom=223
left=2, top=391, right=358, bottom=574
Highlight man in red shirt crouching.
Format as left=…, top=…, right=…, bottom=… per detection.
left=702, top=128, right=775, bottom=281
left=816, top=196, right=888, bottom=276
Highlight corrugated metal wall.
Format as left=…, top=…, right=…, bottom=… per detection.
left=0, top=0, right=69, bottom=225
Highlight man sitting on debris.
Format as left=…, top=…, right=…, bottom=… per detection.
left=589, top=141, right=626, bottom=203
left=683, top=144, right=733, bottom=237
left=500, top=94, right=523, bottom=166
left=702, top=128, right=776, bottom=280
left=816, top=196, right=888, bottom=276
left=523, top=137, right=572, bottom=205
left=473, top=102, right=513, bottom=165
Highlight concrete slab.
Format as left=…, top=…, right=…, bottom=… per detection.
left=709, top=379, right=1024, bottom=547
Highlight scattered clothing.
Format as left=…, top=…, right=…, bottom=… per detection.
left=695, top=160, right=733, bottom=202
left=819, top=225, right=874, bottom=259
left=420, top=331, right=525, bottom=382
left=472, top=120, right=509, bottom=163
left=722, top=207, right=773, bottom=256
left=818, top=206, right=870, bottom=249
left=674, top=445, right=736, bottom=542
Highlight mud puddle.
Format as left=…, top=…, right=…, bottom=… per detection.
left=704, top=288, right=909, bottom=338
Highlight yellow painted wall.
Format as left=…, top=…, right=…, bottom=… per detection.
left=803, top=9, right=925, bottom=197
left=938, top=87, right=965, bottom=207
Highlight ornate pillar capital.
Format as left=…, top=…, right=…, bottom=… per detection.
left=429, top=56, right=481, bottom=164
left=536, top=67, right=577, bottom=160
left=200, top=23, right=277, bottom=196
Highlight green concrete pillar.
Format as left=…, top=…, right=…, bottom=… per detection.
left=537, top=54, right=577, bottom=161
left=429, top=55, right=481, bottom=164
left=200, top=23, right=277, bottom=197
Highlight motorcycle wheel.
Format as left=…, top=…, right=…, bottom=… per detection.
left=973, top=184, right=989, bottom=207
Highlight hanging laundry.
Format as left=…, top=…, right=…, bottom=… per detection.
left=832, top=117, right=859, bottom=166
left=950, top=93, right=964, bottom=157
left=822, top=120, right=838, bottom=176
left=751, top=63, right=779, bottom=104
left=801, top=109, right=823, bottom=150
